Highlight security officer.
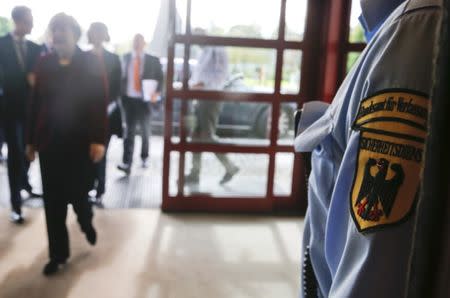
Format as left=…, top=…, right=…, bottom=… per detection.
left=295, top=0, right=443, bottom=297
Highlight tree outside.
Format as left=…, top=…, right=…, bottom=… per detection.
left=347, top=25, right=366, bottom=73
left=0, top=16, right=12, bottom=36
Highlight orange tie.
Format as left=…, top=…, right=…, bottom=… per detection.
left=133, top=55, right=141, bottom=92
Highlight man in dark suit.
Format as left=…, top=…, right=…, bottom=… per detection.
left=0, top=67, right=6, bottom=164
left=0, top=6, right=42, bottom=223
left=87, top=22, right=122, bottom=203
left=117, top=34, right=163, bottom=174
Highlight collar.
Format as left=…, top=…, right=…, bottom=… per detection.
left=359, top=0, right=406, bottom=41
left=132, top=51, right=145, bottom=59
left=10, top=32, right=26, bottom=43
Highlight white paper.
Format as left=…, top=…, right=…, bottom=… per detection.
left=142, top=79, right=158, bottom=102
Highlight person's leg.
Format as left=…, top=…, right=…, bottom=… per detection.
left=122, top=97, right=138, bottom=168
left=40, top=151, right=70, bottom=263
left=201, top=101, right=239, bottom=184
left=185, top=101, right=207, bottom=183
left=215, top=153, right=237, bottom=172
left=185, top=152, right=201, bottom=184
left=4, top=120, right=23, bottom=216
left=138, top=102, right=151, bottom=164
left=17, top=121, right=36, bottom=195
left=69, top=154, right=95, bottom=244
left=216, top=152, right=239, bottom=184
left=0, top=127, right=5, bottom=161
left=95, top=135, right=111, bottom=197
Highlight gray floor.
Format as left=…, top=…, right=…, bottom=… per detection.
left=0, top=209, right=304, bottom=298
left=0, top=136, right=295, bottom=210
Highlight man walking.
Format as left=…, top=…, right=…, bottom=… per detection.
left=117, top=34, right=163, bottom=175
left=0, top=6, right=42, bottom=223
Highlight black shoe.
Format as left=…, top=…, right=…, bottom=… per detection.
left=117, top=163, right=131, bottom=175
left=219, top=167, right=240, bottom=185
left=43, top=259, right=66, bottom=276
left=10, top=212, right=25, bottom=224
left=85, top=226, right=97, bottom=246
left=184, top=173, right=200, bottom=185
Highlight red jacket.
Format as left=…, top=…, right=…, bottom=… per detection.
left=27, top=48, right=107, bottom=152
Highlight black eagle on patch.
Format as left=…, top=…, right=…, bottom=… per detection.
left=355, top=158, right=405, bottom=221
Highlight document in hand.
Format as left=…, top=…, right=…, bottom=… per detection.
left=142, top=79, right=159, bottom=102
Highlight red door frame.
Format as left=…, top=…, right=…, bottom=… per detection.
left=161, top=0, right=360, bottom=213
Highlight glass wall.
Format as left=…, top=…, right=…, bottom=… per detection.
left=164, top=0, right=307, bottom=211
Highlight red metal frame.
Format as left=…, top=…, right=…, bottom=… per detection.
left=321, top=0, right=367, bottom=101
left=162, top=0, right=361, bottom=213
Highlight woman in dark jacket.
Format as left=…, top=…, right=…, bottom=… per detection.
left=87, top=22, right=122, bottom=205
left=26, top=13, right=107, bottom=276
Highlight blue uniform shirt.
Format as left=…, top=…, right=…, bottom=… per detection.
left=295, top=0, right=443, bottom=297
left=359, top=0, right=406, bottom=41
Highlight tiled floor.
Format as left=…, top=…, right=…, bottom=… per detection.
left=0, top=209, right=304, bottom=298
left=0, top=136, right=295, bottom=210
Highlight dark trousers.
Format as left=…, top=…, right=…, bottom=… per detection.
left=0, top=127, right=5, bottom=155
left=122, top=96, right=151, bottom=165
left=3, top=119, right=30, bottom=214
left=39, top=147, right=94, bottom=262
left=93, top=136, right=110, bottom=196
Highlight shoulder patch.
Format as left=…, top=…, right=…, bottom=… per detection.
left=350, top=90, right=429, bottom=233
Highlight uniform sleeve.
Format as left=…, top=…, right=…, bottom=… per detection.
left=325, top=7, right=442, bottom=298
left=299, top=5, right=442, bottom=298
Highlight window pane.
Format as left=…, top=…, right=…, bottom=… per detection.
left=281, top=50, right=302, bottom=94
left=277, top=102, right=297, bottom=145
left=349, top=0, right=366, bottom=43
left=285, top=0, right=308, bottom=41
left=160, top=44, right=185, bottom=90
left=175, top=99, right=271, bottom=146
left=189, top=46, right=277, bottom=93
left=182, top=152, right=269, bottom=197
left=274, top=153, right=294, bottom=196
left=175, top=0, right=188, bottom=34
left=346, top=51, right=362, bottom=73
left=190, top=0, right=281, bottom=39
left=169, top=151, right=180, bottom=196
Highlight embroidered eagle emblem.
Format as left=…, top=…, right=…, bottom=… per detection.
left=355, top=158, right=405, bottom=222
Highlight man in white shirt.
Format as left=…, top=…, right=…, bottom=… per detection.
left=184, top=28, right=239, bottom=185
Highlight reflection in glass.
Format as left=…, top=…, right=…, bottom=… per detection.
left=175, top=0, right=187, bottom=34
left=274, top=153, right=294, bottom=196
left=174, top=99, right=271, bottom=145
left=169, top=151, right=180, bottom=196
left=277, top=103, right=297, bottom=145
left=285, top=0, right=308, bottom=41
left=160, top=44, right=186, bottom=90
left=281, top=50, right=302, bottom=94
left=182, top=152, right=269, bottom=197
left=190, top=0, right=281, bottom=39
left=189, top=46, right=277, bottom=93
